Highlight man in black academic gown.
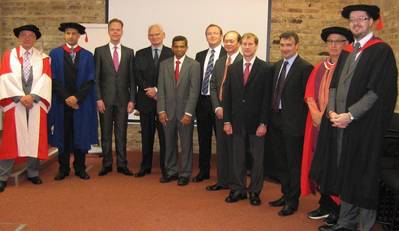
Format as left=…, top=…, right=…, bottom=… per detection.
left=312, top=4, right=398, bottom=231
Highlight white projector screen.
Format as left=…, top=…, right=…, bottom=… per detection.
left=108, top=0, right=270, bottom=60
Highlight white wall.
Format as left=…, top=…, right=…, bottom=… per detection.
left=108, top=0, right=270, bottom=60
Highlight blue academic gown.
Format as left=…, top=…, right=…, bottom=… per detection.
left=48, top=46, right=98, bottom=151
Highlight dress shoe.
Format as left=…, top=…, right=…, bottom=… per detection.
left=117, top=167, right=134, bottom=176
left=249, top=192, right=261, bottom=206
left=318, top=224, right=352, bottom=231
left=324, top=213, right=338, bottom=226
left=159, top=174, right=178, bottom=183
left=177, top=177, right=189, bottom=186
left=54, top=172, right=69, bottom=181
left=308, top=207, right=330, bottom=220
left=27, top=176, right=43, bottom=185
left=206, top=184, right=229, bottom=191
left=268, top=196, right=285, bottom=207
left=0, top=181, right=7, bottom=192
left=225, top=191, right=247, bottom=203
left=75, top=171, right=90, bottom=180
left=98, top=167, right=112, bottom=176
left=192, top=172, right=210, bottom=182
left=134, top=169, right=151, bottom=177
left=278, top=205, right=298, bottom=216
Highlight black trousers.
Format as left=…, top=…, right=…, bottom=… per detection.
left=195, top=95, right=215, bottom=175
left=269, top=112, right=303, bottom=208
left=139, top=111, right=165, bottom=173
left=58, top=106, right=87, bottom=174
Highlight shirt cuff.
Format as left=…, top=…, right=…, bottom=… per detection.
left=154, top=87, right=158, bottom=93
left=185, top=112, right=192, bottom=117
left=215, top=107, right=222, bottom=113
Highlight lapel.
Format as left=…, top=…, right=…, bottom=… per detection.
left=146, top=47, right=156, bottom=68
left=105, top=44, right=116, bottom=73
left=166, top=58, right=175, bottom=86
left=177, top=58, right=189, bottom=87
left=236, top=59, right=244, bottom=86
left=283, top=55, right=300, bottom=84
left=117, top=45, right=126, bottom=73
left=272, top=60, right=283, bottom=89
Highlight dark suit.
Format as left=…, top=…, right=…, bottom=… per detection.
left=267, top=55, right=313, bottom=208
left=94, top=44, right=136, bottom=169
left=210, top=53, right=242, bottom=187
left=223, top=57, right=272, bottom=194
left=195, top=47, right=226, bottom=176
left=157, top=56, right=201, bottom=178
left=135, top=46, right=173, bottom=174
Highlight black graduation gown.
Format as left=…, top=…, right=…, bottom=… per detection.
left=310, top=42, right=398, bottom=210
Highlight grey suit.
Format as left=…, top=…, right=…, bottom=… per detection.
left=210, top=53, right=242, bottom=187
left=94, top=44, right=135, bottom=169
left=157, top=56, right=200, bottom=177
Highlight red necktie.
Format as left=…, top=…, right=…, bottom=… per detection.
left=113, top=46, right=119, bottom=72
left=175, top=60, right=181, bottom=82
left=219, top=55, right=232, bottom=101
left=243, top=62, right=251, bottom=86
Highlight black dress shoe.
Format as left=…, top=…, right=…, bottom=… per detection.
left=98, top=167, right=112, bottom=176
left=0, top=181, right=7, bottom=192
left=177, top=177, right=189, bottom=186
left=117, top=167, right=134, bottom=176
left=192, top=172, right=210, bottom=182
left=225, top=191, right=247, bottom=203
left=134, top=169, right=151, bottom=177
left=54, top=172, right=69, bottom=181
left=308, top=207, right=329, bottom=220
left=249, top=192, right=261, bottom=206
left=160, top=174, right=178, bottom=183
left=206, top=184, right=229, bottom=191
left=318, top=224, right=351, bottom=231
left=324, top=213, right=339, bottom=226
left=269, top=196, right=285, bottom=207
left=278, top=205, right=297, bottom=216
left=27, top=176, right=43, bottom=185
left=75, top=171, right=90, bottom=180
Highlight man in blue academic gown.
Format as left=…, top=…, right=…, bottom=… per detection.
left=48, top=22, right=98, bottom=181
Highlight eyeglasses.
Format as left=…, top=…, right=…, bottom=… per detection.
left=326, top=40, right=347, bottom=45
left=349, top=16, right=370, bottom=23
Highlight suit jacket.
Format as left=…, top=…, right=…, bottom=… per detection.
left=94, top=44, right=136, bottom=106
left=157, top=56, right=201, bottom=121
left=271, top=56, right=313, bottom=136
left=223, top=57, right=273, bottom=134
left=135, top=46, right=173, bottom=113
left=195, top=47, right=227, bottom=89
left=210, top=53, right=243, bottom=111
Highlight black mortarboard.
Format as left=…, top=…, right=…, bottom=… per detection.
left=13, top=24, right=41, bottom=39
left=58, top=22, right=86, bottom=35
left=321, top=27, right=354, bottom=43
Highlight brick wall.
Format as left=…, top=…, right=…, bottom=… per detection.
left=0, top=0, right=398, bottom=152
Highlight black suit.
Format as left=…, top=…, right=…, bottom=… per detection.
left=267, top=55, right=313, bottom=208
left=223, top=57, right=272, bottom=194
left=135, top=46, right=173, bottom=174
left=195, top=47, right=226, bottom=176
left=94, top=44, right=136, bottom=169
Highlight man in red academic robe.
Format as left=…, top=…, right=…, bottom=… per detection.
left=300, top=26, right=353, bottom=228
left=312, top=4, right=397, bottom=231
left=0, top=24, right=52, bottom=192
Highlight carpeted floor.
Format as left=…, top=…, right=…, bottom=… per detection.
left=0, top=152, right=377, bottom=231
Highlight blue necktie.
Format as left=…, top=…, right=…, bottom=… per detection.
left=201, top=49, right=215, bottom=95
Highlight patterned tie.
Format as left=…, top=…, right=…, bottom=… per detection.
left=175, top=60, right=181, bottom=82
left=70, top=46, right=76, bottom=63
left=113, top=46, right=119, bottom=72
left=201, top=49, right=215, bottom=95
left=23, top=51, right=31, bottom=82
left=243, top=62, right=251, bottom=86
left=154, top=48, right=159, bottom=67
left=272, top=61, right=289, bottom=111
left=219, top=55, right=232, bottom=101
left=346, top=42, right=361, bottom=74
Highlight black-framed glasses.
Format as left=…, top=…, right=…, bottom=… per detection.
left=349, top=16, right=370, bottom=23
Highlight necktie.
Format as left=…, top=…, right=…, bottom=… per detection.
left=243, top=62, right=251, bottom=86
left=154, top=48, right=159, bottom=67
left=201, top=49, right=215, bottom=95
left=113, top=46, right=119, bottom=72
left=175, top=60, right=181, bottom=82
left=219, top=55, right=232, bottom=101
left=23, top=51, right=31, bottom=82
left=70, top=46, right=76, bottom=63
left=272, top=61, right=289, bottom=111
left=346, top=42, right=361, bottom=74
